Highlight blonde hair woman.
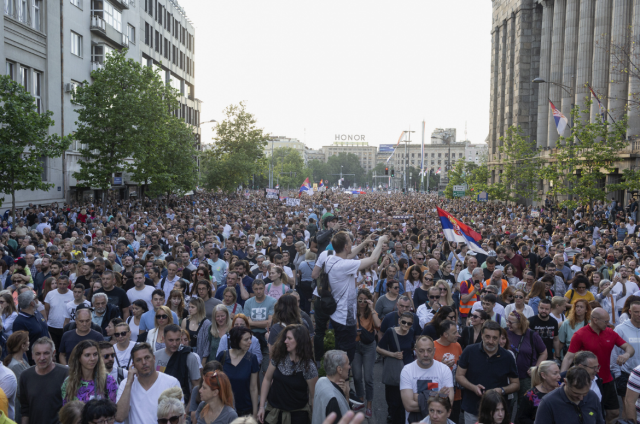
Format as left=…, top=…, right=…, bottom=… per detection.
left=146, top=305, right=174, bottom=352
left=181, top=297, right=211, bottom=365
left=209, top=304, right=232, bottom=360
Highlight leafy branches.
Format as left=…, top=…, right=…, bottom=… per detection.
left=0, top=75, right=72, bottom=219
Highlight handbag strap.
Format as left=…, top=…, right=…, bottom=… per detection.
left=391, top=328, right=401, bottom=352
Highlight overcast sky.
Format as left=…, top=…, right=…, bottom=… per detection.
left=178, top=0, right=492, bottom=150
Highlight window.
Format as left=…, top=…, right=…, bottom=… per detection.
left=128, top=24, right=135, bottom=44
left=70, top=80, right=82, bottom=100
left=431, top=153, right=434, bottom=158
left=71, top=31, right=82, bottom=57
left=459, top=153, right=463, bottom=157
left=18, top=0, right=27, bottom=22
left=146, top=0, right=151, bottom=15
left=5, top=0, right=14, bottom=16
left=33, top=71, right=41, bottom=113
left=92, top=44, right=114, bottom=64
left=144, top=22, right=150, bottom=45
left=155, top=30, right=159, bottom=52
left=31, top=0, right=40, bottom=30
left=70, top=0, right=80, bottom=7
left=39, top=156, right=47, bottom=181
left=164, top=38, right=169, bottom=59
left=20, top=66, right=29, bottom=91
left=93, top=0, right=121, bottom=32
left=6, top=62, right=15, bottom=80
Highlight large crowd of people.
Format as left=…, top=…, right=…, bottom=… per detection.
left=0, top=190, right=638, bottom=424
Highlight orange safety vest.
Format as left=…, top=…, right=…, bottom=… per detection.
left=459, top=279, right=485, bottom=316
left=484, top=279, right=509, bottom=295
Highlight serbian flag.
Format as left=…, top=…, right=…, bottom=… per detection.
left=318, top=179, right=324, bottom=188
left=588, top=84, right=607, bottom=123
left=550, top=100, right=568, bottom=136
left=298, top=177, right=311, bottom=197
left=437, top=207, right=487, bottom=255
left=436, top=168, right=441, bottom=174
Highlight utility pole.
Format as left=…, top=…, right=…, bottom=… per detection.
left=403, top=130, right=415, bottom=192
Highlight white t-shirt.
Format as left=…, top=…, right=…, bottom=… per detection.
left=64, top=299, right=92, bottom=323
left=470, top=301, right=505, bottom=317
left=550, top=312, right=566, bottom=326
left=316, top=250, right=360, bottom=326
left=116, top=372, right=181, bottom=424
left=0, top=363, right=16, bottom=419
left=400, top=360, right=454, bottom=422
left=613, top=281, right=640, bottom=312
left=126, top=286, right=156, bottom=311
left=44, top=289, right=75, bottom=328
left=115, top=341, right=137, bottom=368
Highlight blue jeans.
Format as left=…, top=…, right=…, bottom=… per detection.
left=352, top=340, right=376, bottom=402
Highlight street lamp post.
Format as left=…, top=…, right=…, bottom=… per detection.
left=403, top=131, right=415, bottom=192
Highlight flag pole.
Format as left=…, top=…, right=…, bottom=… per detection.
left=586, top=82, right=617, bottom=124
left=420, top=120, right=425, bottom=192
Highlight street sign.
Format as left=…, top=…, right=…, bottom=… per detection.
left=113, top=177, right=123, bottom=185
left=453, top=185, right=466, bottom=198
left=477, top=191, right=488, bottom=202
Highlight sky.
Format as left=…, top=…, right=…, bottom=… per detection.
left=178, top=0, right=493, bottom=150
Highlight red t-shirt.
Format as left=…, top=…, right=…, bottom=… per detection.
left=568, top=324, right=626, bottom=383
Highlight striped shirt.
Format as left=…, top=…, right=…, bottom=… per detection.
left=626, top=364, right=640, bottom=420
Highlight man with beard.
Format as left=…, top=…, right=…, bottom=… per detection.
left=115, top=343, right=181, bottom=424
left=33, top=256, right=51, bottom=295
left=100, top=341, right=128, bottom=384
left=456, top=321, right=519, bottom=424
left=528, top=298, right=560, bottom=360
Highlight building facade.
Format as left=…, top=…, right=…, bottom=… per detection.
left=321, top=141, right=378, bottom=172
left=1, top=0, right=200, bottom=208
left=489, top=0, right=640, bottom=202
left=265, top=136, right=307, bottom=163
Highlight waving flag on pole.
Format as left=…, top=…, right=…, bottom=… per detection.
left=318, top=179, right=324, bottom=188
left=436, top=167, right=442, bottom=174
left=385, top=131, right=406, bottom=164
left=549, top=100, right=569, bottom=136
left=588, top=84, right=607, bottom=123
left=298, top=178, right=311, bottom=197
left=437, top=207, right=487, bottom=255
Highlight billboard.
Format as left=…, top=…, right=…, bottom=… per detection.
left=379, top=144, right=395, bottom=153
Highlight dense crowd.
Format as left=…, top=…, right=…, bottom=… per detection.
left=0, top=190, right=639, bottom=424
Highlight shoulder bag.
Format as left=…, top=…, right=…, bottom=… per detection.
left=381, top=328, right=404, bottom=386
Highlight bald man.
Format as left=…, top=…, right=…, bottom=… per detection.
left=562, top=307, right=635, bottom=424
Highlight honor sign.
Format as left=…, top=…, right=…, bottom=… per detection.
left=335, top=134, right=366, bottom=141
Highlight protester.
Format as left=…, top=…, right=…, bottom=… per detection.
left=61, top=340, right=117, bottom=404
left=194, top=371, right=238, bottom=424
left=515, top=360, right=561, bottom=424
left=312, top=350, right=351, bottom=424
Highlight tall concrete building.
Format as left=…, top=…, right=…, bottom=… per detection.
left=1, top=0, right=200, bottom=207
left=489, top=0, right=640, bottom=203
left=264, top=136, right=307, bottom=163
left=321, top=141, right=378, bottom=172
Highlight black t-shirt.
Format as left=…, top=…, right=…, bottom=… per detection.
left=75, top=275, right=91, bottom=289
left=94, top=286, right=130, bottom=313
left=59, top=329, right=105, bottom=356
left=522, top=253, right=538, bottom=274
left=281, top=243, right=297, bottom=265
left=412, top=286, right=430, bottom=311
left=528, top=315, right=558, bottom=358
left=539, top=255, right=552, bottom=270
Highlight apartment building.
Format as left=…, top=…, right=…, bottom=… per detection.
left=1, top=0, right=200, bottom=207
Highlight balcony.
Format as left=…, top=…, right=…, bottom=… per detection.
left=90, top=15, right=106, bottom=33
left=91, top=61, right=105, bottom=72
left=113, top=0, right=129, bottom=9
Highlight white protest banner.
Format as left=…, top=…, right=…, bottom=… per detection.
left=285, top=198, right=301, bottom=207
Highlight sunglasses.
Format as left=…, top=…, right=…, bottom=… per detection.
left=389, top=286, right=399, bottom=290
left=156, top=314, right=169, bottom=320
left=358, top=299, right=368, bottom=303
left=113, top=331, right=128, bottom=338
left=424, top=278, right=433, bottom=281
left=429, top=295, right=441, bottom=300
left=400, top=320, right=413, bottom=326
left=514, top=295, right=524, bottom=299
left=103, top=353, right=115, bottom=359
left=157, top=417, right=181, bottom=424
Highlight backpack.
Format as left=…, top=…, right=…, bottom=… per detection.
left=317, top=251, right=338, bottom=315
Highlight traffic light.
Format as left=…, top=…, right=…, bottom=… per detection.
left=391, top=169, right=395, bottom=177
left=385, top=167, right=389, bottom=175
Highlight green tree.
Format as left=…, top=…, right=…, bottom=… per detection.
left=326, top=153, right=366, bottom=187
left=202, top=102, right=269, bottom=192
left=497, top=126, right=543, bottom=203
left=72, top=50, right=173, bottom=192
left=0, top=75, right=72, bottom=219
left=541, top=101, right=629, bottom=211
left=307, top=159, right=331, bottom=184
left=270, top=147, right=305, bottom=190
left=444, top=160, right=468, bottom=199
left=146, top=117, right=199, bottom=197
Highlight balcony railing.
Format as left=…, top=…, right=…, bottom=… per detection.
left=91, top=61, right=104, bottom=72
left=90, top=15, right=106, bottom=32
left=114, top=0, right=128, bottom=8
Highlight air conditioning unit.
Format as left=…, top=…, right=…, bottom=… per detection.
left=64, top=83, right=74, bottom=93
